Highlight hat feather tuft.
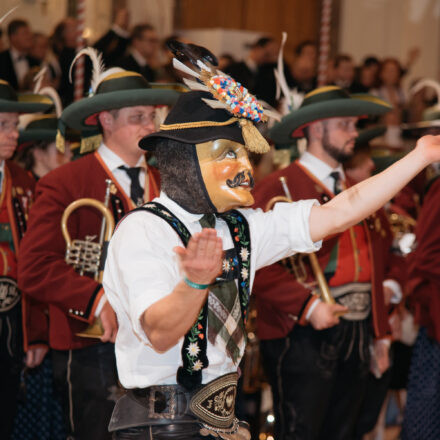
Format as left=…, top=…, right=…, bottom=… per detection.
left=69, top=47, right=105, bottom=94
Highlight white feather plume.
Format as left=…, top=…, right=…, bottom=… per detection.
left=275, top=32, right=289, bottom=101
left=182, top=78, right=209, bottom=92
left=33, top=66, right=47, bottom=94
left=39, top=87, right=63, bottom=117
left=0, top=6, right=19, bottom=25
left=196, top=60, right=211, bottom=72
left=273, top=32, right=305, bottom=114
left=172, top=58, right=200, bottom=79
left=69, top=47, right=105, bottom=93
left=97, top=67, right=125, bottom=83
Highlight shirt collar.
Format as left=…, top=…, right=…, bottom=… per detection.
left=299, top=151, right=345, bottom=182
left=245, top=57, right=258, bottom=73
left=158, top=192, right=204, bottom=224
left=10, top=46, right=26, bottom=62
left=130, top=48, right=147, bottom=67
left=97, top=142, right=146, bottom=173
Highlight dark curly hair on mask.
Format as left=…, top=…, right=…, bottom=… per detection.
left=154, top=138, right=217, bottom=214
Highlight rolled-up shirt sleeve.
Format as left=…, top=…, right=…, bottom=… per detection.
left=103, top=212, right=182, bottom=345
left=243, top=198, right=322, bottom=271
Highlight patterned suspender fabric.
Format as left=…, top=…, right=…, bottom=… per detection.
left=129, top=202, right=251, bottom=390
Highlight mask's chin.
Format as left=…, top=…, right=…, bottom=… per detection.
left=207, top=187, right=255, bottom=213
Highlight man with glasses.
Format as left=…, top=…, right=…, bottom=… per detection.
left=252, top=86, right=401, bottom=439
left=18, top=58, right=180, bottom=439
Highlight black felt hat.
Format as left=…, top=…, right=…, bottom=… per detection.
left=0, top=79, right=53, bottom=113
left=60, top=72, right=182, bottom=132
left=355, top=125, right=386, bottom=147
left=139, top=91, right=246, bottom=150
left=269, top=86, right=392, bottom=143
left=18, top=114, right=81, bottom=148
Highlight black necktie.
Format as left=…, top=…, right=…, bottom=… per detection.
left=119, top=166, right=144, bottom=205
left=330, top=171, right=343, bottom=195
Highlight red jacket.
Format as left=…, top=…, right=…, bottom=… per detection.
left=252, top=160, right=395, bottom=340
left=407, top=177, right=440, bottom=342
left=18, top=152, right=160, bottom=350
left=1, top=160, right=47, bottom=351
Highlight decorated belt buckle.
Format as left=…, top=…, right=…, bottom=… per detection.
left=148, top=385, right=177, bottom=419
left=0, top=277, right=20, bottom=313
left=190, top=373, right=238, bottom=429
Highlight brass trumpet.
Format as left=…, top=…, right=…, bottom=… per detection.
left=61, top=179, right=115, bottom=338
left=265, top=176, right=336, bottom=305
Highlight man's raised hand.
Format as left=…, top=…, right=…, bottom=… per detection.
left=174, top=229, right=223, bottom=286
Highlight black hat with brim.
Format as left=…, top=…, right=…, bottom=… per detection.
left=18, top=115, right=80, bottom=146
left=60, top=72, right=182, bottom=131
left=0, top=80, right=53, bottom=113
left=139, top=90, right=245, bottom=150
left=401, top=120, right=440, bottom=138
left=269, top=86, right=392, bottom=144
left=355, top=125, right=386, bottom=146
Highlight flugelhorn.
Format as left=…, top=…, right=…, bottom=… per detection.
left=265, top=176, right=336, bottom=305
left=61, top=179, right=115, bottom=338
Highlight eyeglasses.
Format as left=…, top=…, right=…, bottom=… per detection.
left=0, top=120, right=19, bottom=132
left=334, top=119, right=357, bottom=133
left=127, top=112, right=156, bottom=126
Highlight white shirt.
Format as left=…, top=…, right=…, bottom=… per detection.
left=95, top=143, right=146, bottom=315
left=299, top=151, right=345, bottom=193
left=97, top=142, right=146, bottom=199
left=10, top=47, right=29, bottom=87
left=130, top=48, right=147, bottom=68
left=103, top=192, right=321, bottom=388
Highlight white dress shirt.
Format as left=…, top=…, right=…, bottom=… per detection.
left=10, top=47, right=29, bottom=87
left=95, top=143, right=146, bottom=315
left=130, top=48, right=148, bottom=68
left=97, top=142, right=146, bottom=196
left=103, top=192, right=321, bottom=388
left=299, top=151, right=345, bottom=193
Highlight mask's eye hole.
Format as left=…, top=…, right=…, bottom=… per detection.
left=225, top=149, right=237, bottom=159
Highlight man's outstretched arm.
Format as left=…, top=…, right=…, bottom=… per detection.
left=310, top=135, right=440, bottom=242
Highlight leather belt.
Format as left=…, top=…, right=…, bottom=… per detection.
left=130, top=384, right=195, bottom=420
left=108, top=373, right=241, bottom=434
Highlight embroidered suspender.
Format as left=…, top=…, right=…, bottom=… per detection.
left=128, top=202, right=251, bottom=390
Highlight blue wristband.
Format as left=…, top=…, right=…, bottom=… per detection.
left=184, top=277, right=210, bottom=290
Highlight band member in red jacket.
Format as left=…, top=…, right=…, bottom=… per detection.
left=0, top=79, right=52, bottom=438
left=17, top=50, right=180, bottom=440
left=252, top=86, right=402, bottom=440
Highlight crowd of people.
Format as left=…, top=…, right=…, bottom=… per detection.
left=0, top=11, right=431, bottom=123
left=0, top=7, right=440, bottom=440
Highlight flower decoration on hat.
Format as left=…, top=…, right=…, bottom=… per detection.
left=166, top=40, right=280, bottom=154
